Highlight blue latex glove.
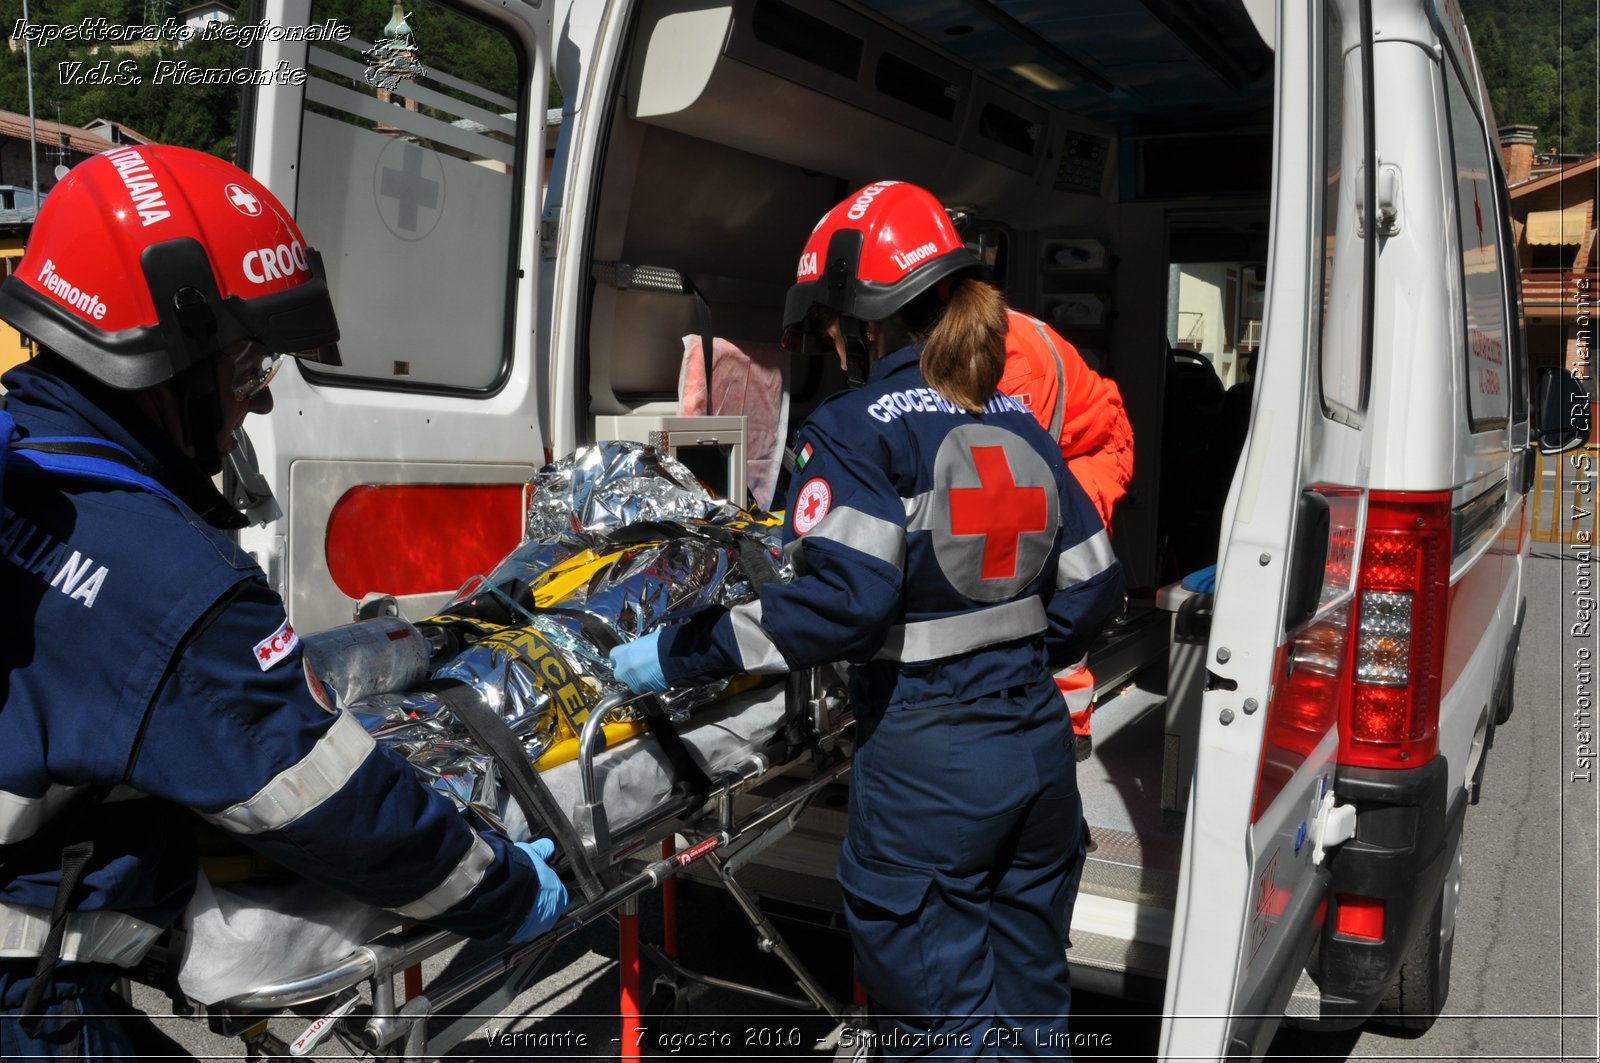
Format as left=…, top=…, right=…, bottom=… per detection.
left=509, top=838, right=569, bottom=943
left=609, top=629, right=668, bottom=692
left=1181, top=564, right=1217, bottom=595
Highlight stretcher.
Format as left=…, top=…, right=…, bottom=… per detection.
left=125, top=443, right=871, bottom=1058
left=148, top=664, right=863, bottom=1061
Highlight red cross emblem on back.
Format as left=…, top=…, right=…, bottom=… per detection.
left=949, top=445, right=1049, bottom=579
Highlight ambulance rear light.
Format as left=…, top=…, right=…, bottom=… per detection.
left=1333, top=893, right=1386, bottom=940
left=1338, top=492, right=1452, bottom=770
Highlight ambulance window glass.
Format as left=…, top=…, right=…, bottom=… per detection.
left=1444, top=58, right=1511, bottom=429
left=1318, top=1, right=1370, bottom=422
left=292, top=0, right=527, bottom=392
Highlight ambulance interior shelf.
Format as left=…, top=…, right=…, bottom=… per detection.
left=590, top=259, right=798, bottom=511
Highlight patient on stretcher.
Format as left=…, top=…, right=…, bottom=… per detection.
left=178, top=441, right=795, bottom=1003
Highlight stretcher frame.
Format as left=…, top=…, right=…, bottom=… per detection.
left=161, top=674, right=866, bottom=1061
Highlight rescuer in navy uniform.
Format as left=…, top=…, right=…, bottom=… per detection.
left=0, top=146, right=565, bottom=1059
left=611, top=181, right=1124, bottom=1059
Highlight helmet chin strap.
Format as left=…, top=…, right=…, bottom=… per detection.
left=842, top=314, right=871, bottom=388
left=170, top=288, right=228, bottom=477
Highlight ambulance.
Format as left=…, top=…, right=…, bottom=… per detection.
left=235, top=0, right=1533, bottom=1053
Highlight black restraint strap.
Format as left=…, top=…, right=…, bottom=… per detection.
left=12, top=439, right=145, bottom=468
left=567, top=612, right=713, bottom=805
left=17, top=840, right=96, bottom=1036
left=430, top=681, right=604, bottom=901
left=603, top=521, right=779, bottom=590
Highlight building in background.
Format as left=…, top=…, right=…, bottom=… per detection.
left=0, top=112, right=148, bottom=376
left=1500, top=124, right=1599, bottom=447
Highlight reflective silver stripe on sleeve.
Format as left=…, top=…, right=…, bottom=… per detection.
left=0, top=904, right=161, bottom=967
left=873, top=597, right=1047, bottom=664
left=1057, top=529, right=1116, bottom=589
left=393, top=834, right=495, bottom=920
left=806, top=506, right=906, bottom=570
left=903, top=491, right=936, bottom=533
left=1030, top=317, right=1068, bottom=440
left=201, top=710, right=377, bottom=834
left=0, top=784, right=83, bottom=845
left=728, top=600, right=789, bottom=673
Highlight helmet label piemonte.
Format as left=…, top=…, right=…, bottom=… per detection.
left=105, top=148, right=172, bottom=227
left=37, top=259, right=108, bottom=321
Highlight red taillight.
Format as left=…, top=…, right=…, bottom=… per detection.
left=1334, top=894, right=1386, bottom=940
left=1339, top=491, right=1452, bottom=769
left=325, top=483, right=527, bottom=600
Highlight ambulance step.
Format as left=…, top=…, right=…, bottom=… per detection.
left=1079, top=826, right=1180, bottom=908
left=1066, top=893, right=1171, bottom=981
left=1284, top=967, right=1324, bottom=1019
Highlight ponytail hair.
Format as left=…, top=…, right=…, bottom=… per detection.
left=913, top=277, right=1009, bottom=413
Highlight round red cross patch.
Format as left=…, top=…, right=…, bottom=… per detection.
left=793, top=477, right=833, bottom=534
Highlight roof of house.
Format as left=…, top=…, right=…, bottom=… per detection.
left=0, top=110, right=115, bottom=157
left=1512, top=153, right=1600, bottom=198
left=176, top=1, right=236, bottom=18
left=83, top=118, right=155, bottom=145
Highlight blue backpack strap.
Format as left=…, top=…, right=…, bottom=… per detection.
left=8, top=433, right=184, bottom=508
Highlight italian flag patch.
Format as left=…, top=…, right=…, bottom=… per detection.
left=796, top=441, right=814, bottom=469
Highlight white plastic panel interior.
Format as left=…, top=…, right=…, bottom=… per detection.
left=594, top=414, right=747, bottom=505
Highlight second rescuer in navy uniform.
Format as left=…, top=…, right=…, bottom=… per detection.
left=612, top=181, right=1124, bottom=1057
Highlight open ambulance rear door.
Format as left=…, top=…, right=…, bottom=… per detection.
left=1161, top=1, right=1376, bottom=1054
left=235, top=0, right=552, bottom=633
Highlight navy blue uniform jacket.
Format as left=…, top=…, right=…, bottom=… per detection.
left=660, top=345, right=1124, bottom=709
left=0, top=361, right=539, bottom=973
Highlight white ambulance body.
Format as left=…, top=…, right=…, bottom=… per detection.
left=239, top=0, right=1530, bottom=1053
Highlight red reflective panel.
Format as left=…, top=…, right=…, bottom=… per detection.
left=1334, top=894, right=1385, bottom=941
left=325, top=484, right=525, bottom=600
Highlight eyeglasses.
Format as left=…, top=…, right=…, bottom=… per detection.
left=231, top=348, right=283, bottom=401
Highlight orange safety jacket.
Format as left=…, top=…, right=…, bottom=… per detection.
left=1000, top=311, right=1133, bottom=737
left=998, top=310, right=1134, bottom=527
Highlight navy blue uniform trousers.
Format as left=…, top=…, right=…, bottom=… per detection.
left=1, top=964, right=193, bottom=1060
left=838, top=675, right=1086, bottom=1060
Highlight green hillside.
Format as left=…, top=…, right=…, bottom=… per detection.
left=1464, top=0, right=1597, bottom=155
left=1, top=2, right=1587, bottom=159
left=1, top=0, right=551, bottom=160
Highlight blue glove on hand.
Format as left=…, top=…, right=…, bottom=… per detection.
left=609, top=629, right=668, bottom=693
left=510, top=838, right=569, bottom=943
left=1181, top=564, right=1217, bottom=595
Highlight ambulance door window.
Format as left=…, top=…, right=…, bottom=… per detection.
left=294, top=0, right=528, bottom=392
left=1443, top=55, right=1512, bottom=429
left=1497, top=177, right=1530, bottom=441
left=1318, top=0, right=1372, bottom=423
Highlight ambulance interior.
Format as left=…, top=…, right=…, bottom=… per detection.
left=575, top=0, right=1278, bottom=993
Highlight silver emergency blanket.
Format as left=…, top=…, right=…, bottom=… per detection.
left=525, top=438, right=740, bottom=540
left=179, top=441, right=795, bottom=1004
left=329, top=440, right=786, bottom=825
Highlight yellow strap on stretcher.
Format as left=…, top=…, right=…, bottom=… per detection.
left=425, top=527, right=780, bottom=771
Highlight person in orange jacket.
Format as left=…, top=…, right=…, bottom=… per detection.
left=999, top=310, right=1134, bottom=759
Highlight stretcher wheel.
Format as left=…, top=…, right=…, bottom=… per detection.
left=643, top=978, right=690, bottom=1050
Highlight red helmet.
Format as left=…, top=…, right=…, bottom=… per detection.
left=781, top=180, right=979, bottom=350
left=0, top=144, right=339, bottom=390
